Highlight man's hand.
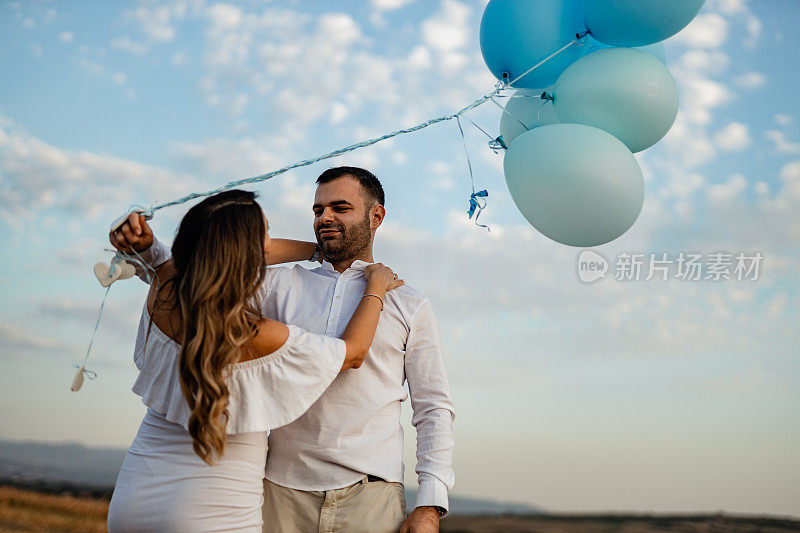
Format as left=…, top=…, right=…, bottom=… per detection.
left=399, top=506, right=440, bottom=533
left=109, top=212, right=153, bottom=253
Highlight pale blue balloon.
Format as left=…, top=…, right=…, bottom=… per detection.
left=585, top=35, right=667, bottom=64
left=504, top=124, right=644, bottom=247
left=584, top=0, right=706, bottom=47
left=553, top=48, right=679, bottom=153
left=499, top=89, right=560, bottom=146
left=480, top=0, right=588, bottom=89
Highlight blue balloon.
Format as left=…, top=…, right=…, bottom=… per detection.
left=504, top=124, right=644, bottom=247
left=480, top=0, right=588, bottom=89
left=553, top=48, right=678, bottom=153
left=584, top=0, right=706, bottom=47
left=585, top=35, right=667, bottom=64
left=499, top=89, right=560, bottom=146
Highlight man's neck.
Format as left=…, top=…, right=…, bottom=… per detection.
left=330, top=250, right=374, bottom=273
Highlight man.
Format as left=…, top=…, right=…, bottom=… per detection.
left=112, top=167, right=455, bottom=533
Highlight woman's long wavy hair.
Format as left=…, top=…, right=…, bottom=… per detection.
left=163, top=189, right=266, bottom=464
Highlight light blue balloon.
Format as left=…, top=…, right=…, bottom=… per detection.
left=499, top=89, right=560, bottom=146
left=504, top=124, right=644, bottom=247
left=584, top=0, right=706, bottom=47
left=585, top=35, right=667, bottom=64
left=553, top=48, right=679, bottom=153
left=480, top=0, right=588, bottom=89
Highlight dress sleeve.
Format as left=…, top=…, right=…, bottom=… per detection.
left=133, top=236, right=171, bottom=283
left=223, top=325, right=346, bottom=434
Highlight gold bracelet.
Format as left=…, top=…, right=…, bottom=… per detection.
left=361, top=293, right=384, bottom=310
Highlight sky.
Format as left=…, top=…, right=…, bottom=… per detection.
left=1, top=0, right=798, bottom=517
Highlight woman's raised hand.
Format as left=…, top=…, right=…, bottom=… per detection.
left=363, top=263, right=404, bottom=293
left=109, top=213, right=154, bottom=253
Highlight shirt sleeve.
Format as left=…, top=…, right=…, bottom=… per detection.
left=404, top=298, right=455, bottom=515
left=133, top=236, right=172, bottom=283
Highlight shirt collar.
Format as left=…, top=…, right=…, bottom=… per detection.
left=320, top=259, right=374, bottom=276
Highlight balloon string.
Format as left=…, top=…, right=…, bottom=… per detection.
left=489, top=96, right=529, bottom=132
left=537, top=99, right=549, bottom=124
left=456, top=116, right=490, bottom=231
left=507, top=31, right=588, bottom=86
left=463, top=116, right=496, bottom=143
left=78, top=284, right=112, bottom=375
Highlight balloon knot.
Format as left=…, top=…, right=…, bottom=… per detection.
left=488, top=135, right=508, bottom=151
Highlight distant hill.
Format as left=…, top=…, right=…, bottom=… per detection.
left=0, top=439, right=540, bottom=515
left=0, top=439, right=125, bottom=489
left=406, top=488, right=541, bottom=515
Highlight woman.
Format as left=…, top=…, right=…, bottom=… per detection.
left=107, top=190, right=402, bottom=532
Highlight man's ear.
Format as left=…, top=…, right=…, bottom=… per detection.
left=370, top=204, right=386, bottom=230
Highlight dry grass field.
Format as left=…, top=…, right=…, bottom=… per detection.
left=1, top=485, right=798, bottom=533
left=0, top=487, right=107, bottom=533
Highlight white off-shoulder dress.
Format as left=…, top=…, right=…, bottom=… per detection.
left=107, top=306, right=346, bottom=533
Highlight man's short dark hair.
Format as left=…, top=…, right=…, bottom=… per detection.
left=316, top=166, right=385, bottom=207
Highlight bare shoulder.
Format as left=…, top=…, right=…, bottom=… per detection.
left=243, top=318, right=290, bottom=362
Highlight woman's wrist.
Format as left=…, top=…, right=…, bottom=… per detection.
left=361, top=293, right=384, bottom=310
left=364, top=282, right=387, bottom=296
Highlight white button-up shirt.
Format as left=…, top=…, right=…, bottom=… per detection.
left=139, top=240, right=455, bottom=512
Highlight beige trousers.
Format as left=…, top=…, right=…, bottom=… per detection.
left=262, top=477, right=406, bottom=533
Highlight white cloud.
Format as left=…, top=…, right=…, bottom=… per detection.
left=168, top=136, right=289, bottom=182
left=112, top=72, right=128, bottom=85
left=744, top=15, right=762, bottom=49
left=126, top=4, right=182, bottom=42
left=673, top=13, right=728, bottom=48
left=37, top=297, right=141, bottom=334
left=734, top=71, right=766, bottom=90
left=0, top=121, right=195, bottom=222
left=677, top=49, right=729, bottom=74
left=0, top=322, right=76, bottom=352
left=407, top=45, right=432, bottom=70
left=318, top=13, right=362, bottom=47
left=77, top=57, right=104, bottom=75
left=765, top=130, right=800, bottom=154
left=59, top=31, right=74, bottom=43
left=329, top=102, right=349, bottom=125
left=662, top=117, right=717, bottom=167
left=421, top=0, right=470, bottom=52
left=171, top=51, right=189, bottom=66
left=206, top=2, right=242, bottom=34
left=773, top=114, right=793, bottom=127
left=714, top=122, right=751, bottom=151
left=664, top=172, right=706, bottom=199
left=680, top=77, right=732, bottom=125
left=111, top=36, right=148, bottom=55
left=708, top=174, right=747, bottom=205
left=370, top=0, right=416, bottom=11
left=709, top=0, right=748, bottom=15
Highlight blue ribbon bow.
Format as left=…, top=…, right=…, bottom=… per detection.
left=467, top=189, right=490, bottom=231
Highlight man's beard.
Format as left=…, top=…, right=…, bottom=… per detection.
left=316, top=213, right=371, bottom=264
